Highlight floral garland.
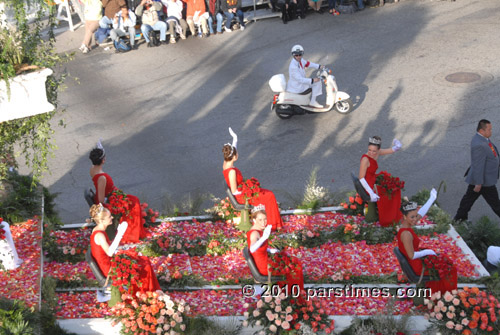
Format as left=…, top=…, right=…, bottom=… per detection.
left=424, top=287, right=500, bottom=334
left=375, top=171, right=405, bottom=199
left=244, top=291, right=335, bottom=334
left=109, top=290, right=190, bottom=335
left=423, top=254, right=455, bottom=282
left=108, top=189, right=133, bottom=225
left=237, top=177, right=261, bottom=203
left=109, top=249, right=142, bottom=294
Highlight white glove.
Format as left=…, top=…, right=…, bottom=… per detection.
left=413, top=249, right=436, bottom=259
left=359, top=178, right=380, bottom=202
left=228, top=127, right=238, bottom=149
left=392, top=139, right=402, bottom=152
left=250, top=225, right=272, bottom=253
left=417, top=188, right=437, bottom=217
left=108, top=221, right=128, bottom=255
left=267, top=248, right=279, bottom=254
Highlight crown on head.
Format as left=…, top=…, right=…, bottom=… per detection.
left=402, top=201, right=418, bottom=212
left=368, top=137, right=382, bottom=145
left=251, top=204, right=266, bottom=213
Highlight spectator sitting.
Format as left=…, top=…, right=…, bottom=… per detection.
left=136, top=0, right=167, bottom=47
left=100, top=0, right=127, bottom=29
left=309, top=0, right=323, bottom=13
left=280, top=0, right=297, bottom=24
left=186, top=0, right=209, bottom=38
left=162, top=0, right=188, bottom=43
left=110, top=8, right=138, bottom=50
left=207, top=0, right=223, bottom=35
left=221, top=0, right=245, bottom=32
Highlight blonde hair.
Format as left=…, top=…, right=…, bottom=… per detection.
left=89, top=203, right=110, bottom=223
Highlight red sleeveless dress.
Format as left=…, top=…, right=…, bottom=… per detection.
left=224, top=167, right=283, bottom=231
left=92, top=173, right=147, bottom=243
left=361, top=154, right=402, bottom=226
left=247, top=229, right=304, bottom=291
left=397, top=227, right=457, bottom=294
left=90, top=230, right=161, bottom=293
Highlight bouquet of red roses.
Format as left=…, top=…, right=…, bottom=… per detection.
left=108, top=189, right=133, bottom=225
left=0, top=218, right=5, bottom=240
left=268, top=248, right=302, bottom=281
left=109, top=249, right=142, bottom=294
left=375, top=171, right=405, bottom=199
left=423, top=254, right=454, bottom=281
left=237, top=177, right=261, bottom=203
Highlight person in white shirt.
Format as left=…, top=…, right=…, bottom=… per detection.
left=110, top=8, right=137, bottom=49
left=286, top=45, right=324, bottom=108
left=162, top=0, right=188, bottom=43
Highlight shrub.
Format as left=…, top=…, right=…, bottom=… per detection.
left=454, top=216, right=500, bottom=261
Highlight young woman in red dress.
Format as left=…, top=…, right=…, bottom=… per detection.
left=359, top=136, right=402, bottom=226
left=247, top=207, right=303, bottom=291
left=89, top=204, right=160, bottom=293
left=89, top=145, right=146, bottom=243
left=397, top=197, right=457, bottom=295
left=222, top=128, right=283, bottom=231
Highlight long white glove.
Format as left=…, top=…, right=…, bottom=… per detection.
left=359, top=178, right=380, bottom=202
left=250, top=225, right=272, bottom=253
left=417, top=188, right=437, bottom=217
left=267, top=248, right=279, bottom=254
left=413, top=249, right=436, bottom=259
left=392, top=139, right=402, bottom=152
left=229, top=127, right=238, bottom=149
left=108, top=221, right=128, bottom=256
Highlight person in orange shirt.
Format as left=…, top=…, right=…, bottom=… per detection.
left=185, top=0, right=209, bottom=37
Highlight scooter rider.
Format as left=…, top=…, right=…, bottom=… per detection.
left=287, top=45, right=324, bottom=108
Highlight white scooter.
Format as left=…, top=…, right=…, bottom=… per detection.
left=269, top=67, right=352, bottom=119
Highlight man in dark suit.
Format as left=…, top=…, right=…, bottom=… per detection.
left=454, top=119, right=500, bottom=221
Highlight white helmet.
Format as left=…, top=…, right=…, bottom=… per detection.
left=291, top=45, right=304, bottom=56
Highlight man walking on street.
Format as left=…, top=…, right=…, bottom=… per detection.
left=454, top=119, right=500, bottom=221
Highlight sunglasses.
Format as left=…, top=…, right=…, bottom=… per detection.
left=293, top=53, right=303, bottom=57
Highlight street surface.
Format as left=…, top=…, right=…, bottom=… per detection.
left=32, top=0, right=500, bottom=224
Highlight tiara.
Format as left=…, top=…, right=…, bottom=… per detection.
left=96, top=139, right=106, bottom=159
left=368, top=137, right=382, bottom=145
left=251, top=204, right=266, bottom=213
left=402, top=201, right=418, bottom=212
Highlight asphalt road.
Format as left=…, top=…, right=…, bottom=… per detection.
left=29, top=0, right=500, bottom=224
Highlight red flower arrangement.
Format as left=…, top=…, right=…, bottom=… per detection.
left=237, top=177, right=261, bottom=203
left=108, top=189, right=133, bottom=225
left=0, top=218, right=5, bottom=240
left=109, top=249, right=142, bottom=294
left=340, top=194, right=366, bottom=216
left=423, top=254, right=455, bottom=282
left=375, top=171, right=405, bottom=199
left=141, top=202, right=159, bottom=225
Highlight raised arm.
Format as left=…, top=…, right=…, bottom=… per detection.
left=379, top=139, right=402, bottom=156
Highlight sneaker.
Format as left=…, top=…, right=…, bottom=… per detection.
left=309, top=101, right=323, bottom=108
left=333, top=9, right=340, bottom=15
left=197, top=31, right=203, bottom=38
left=240, top=25, right=245, bottom=31
left=79, top=44, right=89, bottom=53
left=180, top=33, right=186, bottom=40
left=224, top=27, right=232, bottom=33
left=170, top=37, right=176, bottom=43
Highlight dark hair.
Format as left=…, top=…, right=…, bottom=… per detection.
left=368, top=136, right=382, bottom=149
left=477, top=119, right=491, bottom=132
left=251, top=209, right=267, bottom=221
left=89, top=148, right=105, bottom=165
left=222, top=144, right=238, bottom=162
left=400, top=200, right=418, bottom=216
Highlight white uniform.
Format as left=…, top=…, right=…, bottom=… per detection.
left=286, top=57, right=322, bottom=105
left=487, top=246, right=500, bottom=266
